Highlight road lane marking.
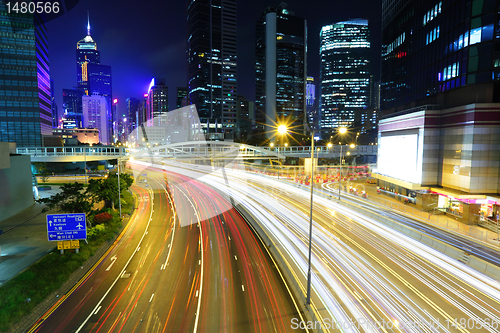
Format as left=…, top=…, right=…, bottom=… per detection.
left=75, top=187, right=155, bottom=333
left=234, top=255, right=238, bottom=261
left=241, top=285, right=245, bottom=292
left=175, top=185, right=204, bottom=333
left=94, top=306, right=101, bottom=315
left=149, top=294, right=154, bottom=302
left=195, top=290, right=199, bottom=297
left=105, top=256, right=117, bottom=271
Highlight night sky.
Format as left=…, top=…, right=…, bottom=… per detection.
left=46, top=0, right=382, bottom=117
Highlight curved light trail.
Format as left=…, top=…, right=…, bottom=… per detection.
left=146, top=159, right=500, bottom=333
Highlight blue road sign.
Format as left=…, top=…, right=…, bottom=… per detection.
left=46, top=213, right=87, bottom=241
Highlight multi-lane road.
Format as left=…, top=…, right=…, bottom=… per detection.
left=154, top=160, right=500, bottom=332
left=29, top=164, right=304, bottom=333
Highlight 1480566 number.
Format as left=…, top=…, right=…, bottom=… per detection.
left=6, top=2, right=60, bottom=14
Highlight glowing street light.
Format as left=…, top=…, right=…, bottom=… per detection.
left=276, top=125, right=287, bottom=180
left=277, top=124, right=288, bottom=135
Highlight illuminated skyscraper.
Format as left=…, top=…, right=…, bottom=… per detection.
left=0, top=5, right=51, bottom=147
left=255, top=3, right=307, bottom=136
left=306, top=76, right=318, bottom=129
left=319, top=19, right=370, bottom=134
left=82, top=93, right=109, bottom=144
left=75, top=13, right=113, bottom=140
left=50, top=80, right=58, bottom=128
left=77, top=14, right=100, bottom=95
left=187, top=0, right=237, bottom=139
left=146, top=78, right=168, bottom=120
left=176, top=87, right=188, bottom=109
left=126, top=97, right=139, bottom=133
left=62, top=88, right=84, bottom=128
left=88, top=63, right=112, bottom=132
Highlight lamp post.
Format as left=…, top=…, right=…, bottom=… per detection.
left=84, top=146, right=87, bottom=184
left=117, top=145, right=122, bottom=219
left=337, top=127, right=348, bottom=201
left=306, top=128, right=315, bottom=306
left=305, top=127, right=348, bottom=306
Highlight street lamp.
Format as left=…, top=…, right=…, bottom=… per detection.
left=306, top=126, right=316, bottom=306
left=117, top=147, right=122, bottom=219
left=336, top=129, right=350, bottom=201
left=84, top=146, right=87, bottom=184
left=302, top=126, right=349, bottom=306
left=277, top=125, right=288, bottom=179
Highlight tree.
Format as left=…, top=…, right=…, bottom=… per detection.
left=32, top=162, right=47, bottom=174
left=33, top=162, right=50, bottom=183
left=37, top=182, right=93, bottom=214
left=87, top=172, right=133, bottom=210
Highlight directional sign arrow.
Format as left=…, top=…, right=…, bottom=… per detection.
left=105, top=256, right=117, bottom=271
left=50, top=234, right=56, bottom=238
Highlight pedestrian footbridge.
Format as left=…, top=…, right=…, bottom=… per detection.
left=17, top=142, right=377, bottom=162
left=16, top=146, right=125, bottom=162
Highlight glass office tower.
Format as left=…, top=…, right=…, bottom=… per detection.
left=187, top=0, right=237, bottom=139
left=255, top=3, right=307, bottom=136
left=319, top=19, right=370, bottom=134
left=62, top=88, right=84, bottom=128
left=146, top=78, right=168, bottom=119
left=176, top=87, right=188, bottom=109
left=0, top=5, right=51, bottom=147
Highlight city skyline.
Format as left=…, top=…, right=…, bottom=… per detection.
left=45, top=0, right=382, bottom=120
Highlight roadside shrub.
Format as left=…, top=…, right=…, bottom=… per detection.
left=87, top=224, right=106, bottom=239
left=93, top=212, right=113, bottom=224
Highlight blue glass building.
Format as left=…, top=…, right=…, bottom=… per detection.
left=0, top=5, right=51, bottom=147
left=187, top=0, right=238, bottom=139
left=255, top=3, right=307, bottom=137
left=62, top=88, right=84, bottom=128
left=319, top=19, right=371, bottom=134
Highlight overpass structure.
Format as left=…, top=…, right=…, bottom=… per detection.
left=16, top=146, right=124, bottom=162
left=17, top=142, right=377, bottom=162
left=262, top=144, right=377, bottom=158
left=131, top=141, right=283, bottom=160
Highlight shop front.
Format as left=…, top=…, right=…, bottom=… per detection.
left=432, top=190, right=485, bottom=225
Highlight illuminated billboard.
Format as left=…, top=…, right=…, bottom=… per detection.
left=377, top=133, right=423, bottom=184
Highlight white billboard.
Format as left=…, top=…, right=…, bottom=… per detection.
left=378, top=133, right=422, bottom=184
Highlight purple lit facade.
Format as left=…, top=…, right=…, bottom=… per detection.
left=0, top=6, right=52, bottom=147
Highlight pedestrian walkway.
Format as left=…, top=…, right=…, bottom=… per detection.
left=342, top=180, right=500, bottom=248
left=0, top=186, right=60, bottom=286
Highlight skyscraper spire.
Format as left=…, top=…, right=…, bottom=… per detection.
left=87, top=10, right=90, bottom=36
